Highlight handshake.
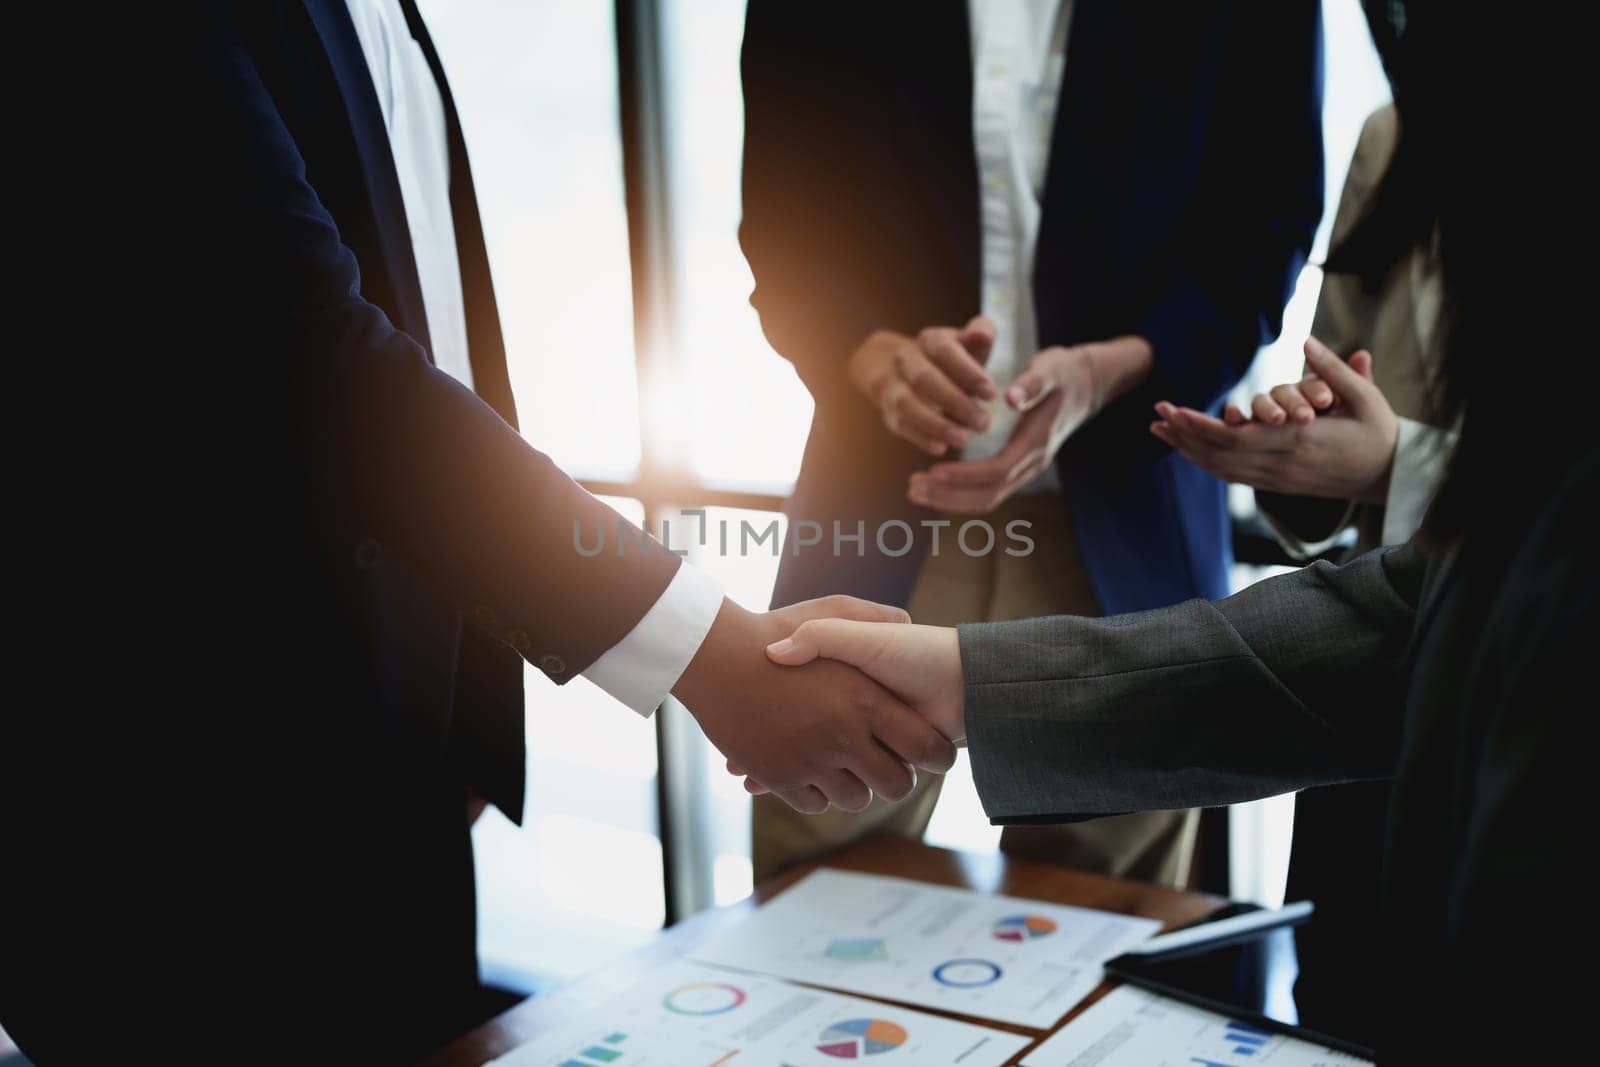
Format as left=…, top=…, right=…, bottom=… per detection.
left=671, top=595, right=964, bottom=814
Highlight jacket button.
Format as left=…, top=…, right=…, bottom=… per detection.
left=353, top=537, right=381, bottom=569
left=539, top=654, right=566, bottom=676
left=505, top=629, right=531, bottom=652
left=471, top=605, right=496, bottom=629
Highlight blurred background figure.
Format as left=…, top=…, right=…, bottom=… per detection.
left=1151, top=95, right=1455, bottom=1030
left=1264, top=104, right=1452, bottom=552
left=1154, top=102, right=1453, bottom=552
left=740, top=0, right=1325, bottom=885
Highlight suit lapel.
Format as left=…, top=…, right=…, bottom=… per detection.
left=1037, top=0, right=1122, bottom=262
left=301, top=0, right=434, bottom=358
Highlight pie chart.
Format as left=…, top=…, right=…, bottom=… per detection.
left=816, top=1018, right=908, bottom=1058
left=993, top=914, right=1058, bottom=942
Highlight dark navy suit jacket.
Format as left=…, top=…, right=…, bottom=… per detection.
left=214, top=0, right=687, bottom=1051
left=742, top=0, right=1324, bottom=616
left=2, top=3, right=681, bottom=1059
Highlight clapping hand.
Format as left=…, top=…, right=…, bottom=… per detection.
left=1149, top=337, right=1400, bottom=504
left=907, top=344, right=1098, bottom=513
left=907, top=335, right=1153, bottom=514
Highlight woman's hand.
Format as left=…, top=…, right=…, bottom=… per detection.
left=1150, top=337, right=1400, bottom=504
left=908, top=336, right=1153, bottom=513
left=727, top=621, right=965, bottom=798
left=848, top=318, right=998, bottom=456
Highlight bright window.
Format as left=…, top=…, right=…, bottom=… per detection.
left=661, top=0, right=813, bottom=491
left=422, top=0, right=641, bottom=481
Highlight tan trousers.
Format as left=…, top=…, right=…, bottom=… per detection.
left=752, top=494, right=1199, bottom=886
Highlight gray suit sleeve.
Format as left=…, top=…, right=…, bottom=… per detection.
left=960, top=546, right=1426, bottom=822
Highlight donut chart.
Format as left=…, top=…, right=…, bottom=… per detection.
left=662, top=981, right=746, bottom=1016
left=992, top=914, right=1057, bottom=942
left=931, top=959, right=1003, bottom=988
left=816, top=1018, right=908, bottom=1057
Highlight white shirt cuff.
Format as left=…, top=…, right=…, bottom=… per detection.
left=1381, top=416, right=1457, bottom=545
left=582, top=562, right=724, bottom=717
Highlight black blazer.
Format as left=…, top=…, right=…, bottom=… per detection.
left=741, top=0, right=1324, bottom=616
left=3, top=2, right=682, bottom=1059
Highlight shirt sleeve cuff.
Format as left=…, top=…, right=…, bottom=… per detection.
left=1381, top=416, right=1457, bottom=545
left=582, top=561, right=724, bottom=717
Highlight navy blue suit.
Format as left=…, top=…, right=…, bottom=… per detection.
left=741, top=1, right=1324, bottom=616
left=1, top=3, right=682, bottom=1060
left=203, top=0, right=688, bottom=1052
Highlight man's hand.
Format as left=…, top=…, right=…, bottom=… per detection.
left=907, top=336, right=1152, bottom=514
left=673, top=596, right=957, bottom=815
left=849, top=318, right=998, bottom=456
left=732, top=620, right=965, bottom=798
left=1149, top=337, right=1399, bottom=504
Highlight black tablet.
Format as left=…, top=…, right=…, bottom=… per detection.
left=1105, top=906, right=1376, bottom=1059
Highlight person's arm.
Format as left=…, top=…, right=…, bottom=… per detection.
left=216, top=12, right=676, bottom=678
left=1305, top=105, right=1400, bottom=359
left=1251, top=106, right=1403, bottom=552
left=207, top=11, right=956, bottom=808
left=754, top=545, right=1426, bottom=816
left=960, top=545, right=1424, bottom=819
left=1081, top=3, right=1325, bottom=464
left=583, top=564, right=725, bottom=715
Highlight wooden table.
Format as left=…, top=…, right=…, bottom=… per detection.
left=427, top=835, right=1225, bottom=1066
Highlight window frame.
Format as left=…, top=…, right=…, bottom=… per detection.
left=609, top=0, right=786, bottom=926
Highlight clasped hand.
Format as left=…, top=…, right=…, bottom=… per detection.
left=719, top=616, right=968, bottom=804
left=848, top=318, right=1107, bottom=514
left=673, top=595, right=959, bottom=815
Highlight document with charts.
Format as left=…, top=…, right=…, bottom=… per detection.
left=686, top=869, right=1161, bottom=1028
left=1023, top=985, right=1372, bottom=1067
left=485, top=959, right=1032, bottom=1067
